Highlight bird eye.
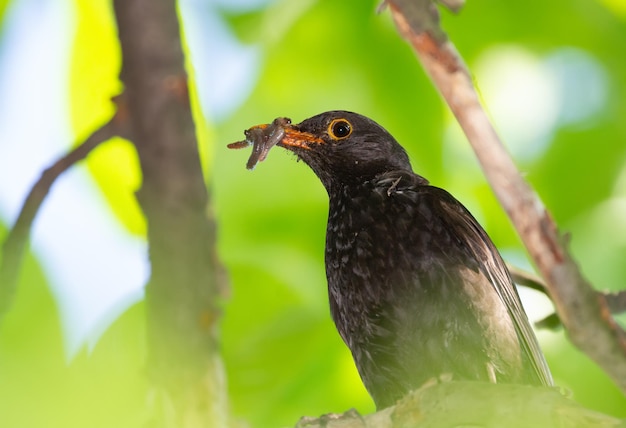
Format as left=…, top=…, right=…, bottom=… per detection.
left=328, top=119, right=352, bottom=140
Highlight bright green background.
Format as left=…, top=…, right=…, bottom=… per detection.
left=1, top=0, right=626, bottom=427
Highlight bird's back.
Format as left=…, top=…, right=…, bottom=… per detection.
left=325, top=170, right=552, bottom=409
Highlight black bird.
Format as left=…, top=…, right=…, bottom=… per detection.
left=269, top=111, right=552, bottom=408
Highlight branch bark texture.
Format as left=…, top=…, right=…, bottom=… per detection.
left=298, top=382, right=622, bottom=428
left=386, top=0, right=626, bottom=393
left=0, top=117, right=123, bottom=322
left=112, top=0, right=227, bottom=425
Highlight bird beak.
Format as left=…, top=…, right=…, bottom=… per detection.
left=279, top=127, right=324, bottom=150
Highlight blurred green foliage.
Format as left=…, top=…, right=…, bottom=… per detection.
left=1, top=0, right=626, bottom=427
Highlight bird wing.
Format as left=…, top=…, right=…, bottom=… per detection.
left=377, top=171, right=552, bottom=386
left=433, top=187, right=554, bottom=387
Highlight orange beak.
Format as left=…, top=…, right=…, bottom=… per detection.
left=279, top=127, right=324, bottom=150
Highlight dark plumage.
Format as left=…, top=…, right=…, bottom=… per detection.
left=271, top=110, right=552, bottom=408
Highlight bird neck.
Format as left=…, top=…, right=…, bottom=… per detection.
left=325, top=169, right=428, bottom=200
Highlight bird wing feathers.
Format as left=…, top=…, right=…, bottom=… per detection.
left=426, top=185, right=553, bottom=386
left=377, top=171, right=553, bottom=387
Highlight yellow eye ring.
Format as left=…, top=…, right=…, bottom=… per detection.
left=328, top=118, right=352, bottom=140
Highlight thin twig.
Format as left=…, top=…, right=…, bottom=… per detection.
left=606, top=290, right=626, bottom=316
left=509, top=263, right=626, bottom=316
left=508, top=264, right=626, bottom=329
left=507, top=263, right=549, bottom=296
left=0, top=116, right=123, bottom=321
left=387, top=0, right=626, bottom=393
left=506, top=263, right=562, bottom=330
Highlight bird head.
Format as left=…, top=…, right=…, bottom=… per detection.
left=279, top=111, right=412, bottom=191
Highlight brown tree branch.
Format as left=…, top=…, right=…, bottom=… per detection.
left=385, top=0, right=626, bottom=393
left=0, top=116, right=124, bottom=322
left=112, top=0, right=228, bottom=426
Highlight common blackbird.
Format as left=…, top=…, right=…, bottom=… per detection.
left=234, top=110, right=553, bottom=409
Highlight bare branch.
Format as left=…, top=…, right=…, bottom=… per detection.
left=509, top=263, right=626, bottom=316
left=606, top=290, right=626, bottom=316
left=112, top=0, right=228, bottom=425
left=0, top=116, right=124, bottom=322
left=509, top=264, right=626, bottom=315
left=508, top=264, right=626, bottom=329
left=386, top=0, right=626, bottom=393
left=296, top=382, right=622, bottom=428
left=507, top=263, right=550, bottom=296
